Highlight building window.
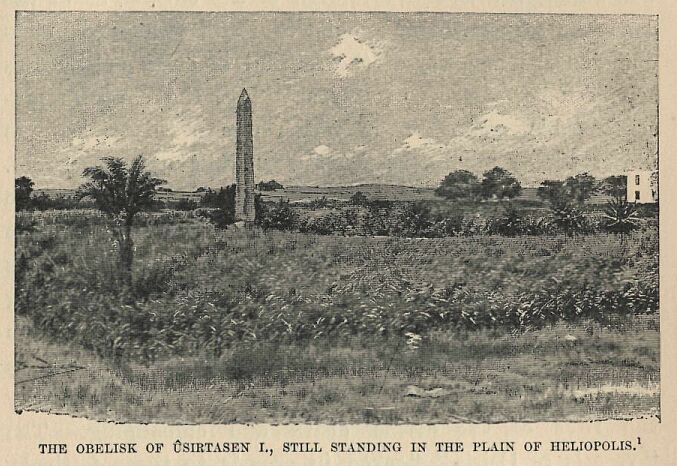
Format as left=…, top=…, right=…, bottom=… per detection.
left=635, top=175, right=641, bottom=185
left=635, top=190, right=641, bottom=201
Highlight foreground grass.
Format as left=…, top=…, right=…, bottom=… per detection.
left=15, top=314, right=659, bottom=424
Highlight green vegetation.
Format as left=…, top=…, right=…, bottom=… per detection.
left=75, top=156, right=166, bottom=285
left=435, top=166, right=522, bottom=201
left=16, top=210, right=657, bottom=362
left=15, top=311, right=659, bottom=423
left=14, top=171, right=659, bottom=423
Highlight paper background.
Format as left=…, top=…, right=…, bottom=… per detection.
left=0, top=1, right=674, bottom=464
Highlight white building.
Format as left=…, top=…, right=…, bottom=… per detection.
left=626, top=170, right=658, bottom=203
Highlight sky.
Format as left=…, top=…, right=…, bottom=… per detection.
left=16, top=12, right=658, bottom=190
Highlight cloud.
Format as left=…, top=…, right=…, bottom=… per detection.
left=469, top=109, right=530, bottom=136
left=392, top=132, right=446, bottom=159
left=329, top=33, right=381, bottom=77
left=313, top=144, right=331, bottom=156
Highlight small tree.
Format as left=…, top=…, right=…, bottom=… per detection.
left=538, top=179, right=590, bottom=236
left=537, top=180, right=570, bottom=208
left=256, top=180, right=284, bottom=191
left=564, top=172, right=598, bottom=204
left=480, top=166, right=522, bottom=200
left=15, top=176, right=34, bottom=211
left=600, top=175, right=627, bottom=203
left=435, top=170, right=480, bottom=200
left=76, top=156, right=165, bottom=285
left=350, top=191, right=369, bottom=206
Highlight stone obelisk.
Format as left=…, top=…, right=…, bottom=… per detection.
left=235, top=88, right=255, bottom=224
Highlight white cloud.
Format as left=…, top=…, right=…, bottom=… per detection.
left=470, top=109, right=530, bottom=136
left=329, top=33, right=381, bottom=77
left=313, top=144, right=331, bottom=156
left=392, top=132, right=447, bottom=160
left=399, top=132, right=443, bottom=151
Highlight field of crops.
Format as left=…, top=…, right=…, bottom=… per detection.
left=14, top=209, right=659, bottom=423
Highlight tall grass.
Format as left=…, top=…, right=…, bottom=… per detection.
left=15, top=210, right=658, bottom=363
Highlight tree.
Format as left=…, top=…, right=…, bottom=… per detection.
left=256, top=180, right=284, bottom=191
left=76, top=156, right=165, bottom=285
left=480, top=166, right=521, bottom=200
left=537, top=179, right=589, bottom=236
left=350, top=191, right=369, bottom=205
left=600, top=175, right=627, bottom=203
left=15, top=176, right=34, bottom=211
left=538, top=173, right=598, bottom=207
left=564, top=172, right=597, bottom=204
left=435, top=170, right=480, bottom=200
left=537, top=180, right=570, bottom=208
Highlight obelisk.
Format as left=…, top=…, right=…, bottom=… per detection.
left=235, top=88, right=255, bottom=223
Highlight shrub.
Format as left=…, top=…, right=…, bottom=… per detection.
left=257, top=199, right=298, bottom=231
left=549, top=203, right=586, bottom=237
left=350, top=191, right=369, bottom=206
left=299, top=212, right=346, bottom=235
left=308, top=196, right=332, bottom=210
left=601, top=199, right=641, bottom=235
left=396, top=202, right=438, bottom=238
left=256, top=180, right=284, bottom=191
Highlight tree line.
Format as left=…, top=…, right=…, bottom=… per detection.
left=435, top=167, right=627, bottom=205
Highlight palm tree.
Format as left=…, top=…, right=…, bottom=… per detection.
left=602, top=198, right=640, bottom=244
left=77, top=156, right=165, bottom=285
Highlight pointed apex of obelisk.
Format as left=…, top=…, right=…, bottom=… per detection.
left=239, top=88, right=249, bottom=102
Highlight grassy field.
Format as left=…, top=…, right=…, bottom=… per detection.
left=15, top=314, right=659, bottom=424
left=14, top=209, right=659, bottom=423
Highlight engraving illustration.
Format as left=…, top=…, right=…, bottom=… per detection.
left=14, top=12, right=659, bottom=424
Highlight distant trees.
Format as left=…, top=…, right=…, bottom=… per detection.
left=564, top=173, right=598, bottom=204
left=256, top=180, right=284, bottom=191
left=76, top=156, right=166, bottom=285
left=199, top=185, right=237, bottom=226
left=435, top=167, right=520, bottom=201
left=536, top=172, right=599, bottom=237
left=15, top=176, right=34, bottom=211
left=435, top=170, right=480, bottom=200
left=537, top=180, right=570, bottom=208
left=480, top=166, right=522, bottom=200
left=350, top=191, right=369, bottom=206
left=601, top=175, right=627, bottom=202
left=537, top=172, right=599, bottom=207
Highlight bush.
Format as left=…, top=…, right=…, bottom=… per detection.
left=257, top=199, right=298, bottom=231
left=601, top=199, right=641, bottom=235
left=168, top=198, right=199, bottom=211
left=256, top=180, right=284, bottom=191
left=350, top=191, right=369, bottom=205
left=299, top=212, right=346, bottom=235
left=307, top=196, right=333, bottom=210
